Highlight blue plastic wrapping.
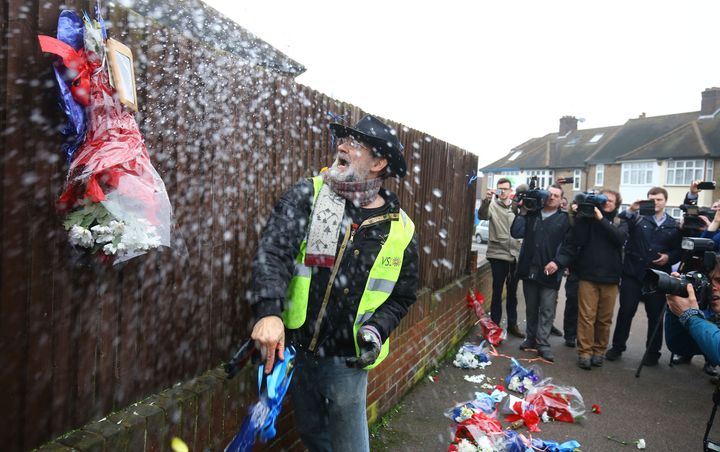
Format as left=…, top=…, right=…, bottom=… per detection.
left=53, top=9, right=86, bottom=162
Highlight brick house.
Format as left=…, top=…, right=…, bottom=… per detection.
left=480, top=87, right=720, bottom=217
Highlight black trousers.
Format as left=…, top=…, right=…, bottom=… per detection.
left=611, top=275, right=665, bottom=358
left=488, top=258, right=519, bottom=326
left=563, top=273, right=579, bottom=340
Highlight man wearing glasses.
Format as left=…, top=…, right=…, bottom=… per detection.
left=249, top=115, right=419, bottom=451
left=478, top=178, right=524, bottom=338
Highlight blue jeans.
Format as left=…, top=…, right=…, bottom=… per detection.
left=290, top=352, right=370, bottom=452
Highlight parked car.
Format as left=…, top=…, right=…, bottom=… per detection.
left=475, top=220, right=489, bottom=243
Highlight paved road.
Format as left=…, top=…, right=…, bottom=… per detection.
left=371, top=277, right=720, bottom=451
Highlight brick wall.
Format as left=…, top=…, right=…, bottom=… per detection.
left=38, top=264, right=493, bottom=451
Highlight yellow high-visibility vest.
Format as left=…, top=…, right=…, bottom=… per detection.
left=283, top=176, right=415, bottom=369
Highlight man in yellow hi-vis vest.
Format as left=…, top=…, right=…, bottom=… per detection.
left=250, top=115, right=418, bottom=451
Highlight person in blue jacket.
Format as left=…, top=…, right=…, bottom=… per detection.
left=665, top=259, right=720, bottom=368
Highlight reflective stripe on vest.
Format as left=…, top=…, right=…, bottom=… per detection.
left=283, top=175, right=415, bottom=369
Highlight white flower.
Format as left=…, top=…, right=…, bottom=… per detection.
left=464, top=374, right=486, bottom=384
left=456, top=439, right=479, bottom=452
left=69, top=225, right=94, bottom=248
left=108, top=220, right=125, bottom=235
left=636, top=439, right=646, bottom=449
left=476, top=436, right=494, bottom=452
left=103, top=243, right=118, bottom=255
left=541, top=411, right=550, bottom=423
left=91, top=225, right=115, bottom=243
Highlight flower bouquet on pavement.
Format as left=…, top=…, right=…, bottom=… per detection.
left=466, top=290, right=506, bottom=345
left=39, top=7, right=173, bottom=264
left=524, top=378, right=586, bottom=423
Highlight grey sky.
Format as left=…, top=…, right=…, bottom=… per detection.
left=203, top=0, right=720, bottom=167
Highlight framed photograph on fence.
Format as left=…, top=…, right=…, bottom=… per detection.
left=106, top=38, right=138, bottom=111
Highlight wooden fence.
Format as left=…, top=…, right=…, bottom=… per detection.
left=0, top=1, right=478, bottom=449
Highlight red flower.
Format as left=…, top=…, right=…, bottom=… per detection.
left=592, top=404, right=601, bottom=414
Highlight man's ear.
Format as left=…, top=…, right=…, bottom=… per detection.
left=371, top=157, right=388, bottom=175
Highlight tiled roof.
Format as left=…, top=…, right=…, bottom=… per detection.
left=618, top=115, right=720, bottom=161
left=586, top=112, right=699, bottom=163
left=481, top=126, right=620, bottom=171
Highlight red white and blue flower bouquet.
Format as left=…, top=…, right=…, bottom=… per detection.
left=39, top=7, right=172, bottom=264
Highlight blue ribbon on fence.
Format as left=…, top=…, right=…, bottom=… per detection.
left=224, top=346, right=297, bottom=452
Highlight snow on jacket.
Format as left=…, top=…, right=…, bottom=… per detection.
left=250, top=178, right=419, bottom=358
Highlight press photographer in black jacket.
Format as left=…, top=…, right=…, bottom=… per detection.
left=511, top=184, right=574, bottom=362
left=570, top=189, right=628, bottom=370
left=606, top=187, right=682, bottom=365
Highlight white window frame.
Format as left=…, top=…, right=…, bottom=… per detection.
left=666, top=159, right=706, bottom=186
left=706, top=160, right=714, bottom=182
left=526, top=169, right=554, bottom=189
left=665, top=207, right=683, bottom=220
left=573, top=170, right=581, bottom=190
left=622, top=161, right=655, bottom=186
left=595, top=164, right=604, bottom=186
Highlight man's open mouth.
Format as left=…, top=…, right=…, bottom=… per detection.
left=336, top=154, right=350, bottom=170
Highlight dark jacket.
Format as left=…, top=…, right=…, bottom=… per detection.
left=251, top=179, right=419, bottom=358
left=510, top=209, right=574, bottom=290
left=619, top=210, right=682, bottom=281
left=571, top=212, right=629, bottom=284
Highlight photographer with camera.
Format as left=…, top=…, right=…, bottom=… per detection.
left=511, top=184, right=574, bottom=362
left=606, top=187, right=682, bottom=365
left=478, top=178, right=524, bottom=338
left=664, top=257, right=720, bottom=368
left=569, top=189, right=628, bottom=369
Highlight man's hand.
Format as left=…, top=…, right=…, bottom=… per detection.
left=251, top=316, right=285, bottom=374
left=629, top=198, right=643, bottom=212
left=544, top=261, right=559, bottom=276
left=346, top=326, right=381, bottom=368
left=593, top=207, right=603, bottom=221
left=652, top=253, right=669, bottom=266
left=485, top=189, right=494, bottom=201
left=667, top=282, right=700, bottom=317
left=690, top=180, right=701, bottom=194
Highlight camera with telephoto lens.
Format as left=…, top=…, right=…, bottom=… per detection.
left=574, top=192, right=609, bottom=218
left=642, top=237, right=717, bottom=310
left=515, top=176, right=549, bottom=213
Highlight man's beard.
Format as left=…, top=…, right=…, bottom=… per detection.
left=326, top=162, right=369, bottom=182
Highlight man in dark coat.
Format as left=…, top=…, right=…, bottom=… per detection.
left=606, top=187, right=682, bottom=365
left=570, top=189, right=628, bottom=369
left=511, top=184, right=574, bottom=362
left=250, top=115, right=419, bottom=451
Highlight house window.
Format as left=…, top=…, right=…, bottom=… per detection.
left=706, top=160, right=714, bottom=182
left=526, top=170, right=554, bottom=189
left=622, top=162, right=655, bottom=185
left=573, top=169, right=581, bottom=190
left=588, top=133, right=604, bottom=144
left=595, top=164, right=604, bottom=186
left=666, top=160, right=706, bottom=185
left=665, top=207, right=683, bottom=220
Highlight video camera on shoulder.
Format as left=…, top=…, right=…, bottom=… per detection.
left=515, top=176, right=549, bottom=213
left=642, top=237, right=717, bottom=310
left=681, top=204, right=716, bottom=235
left=573, top=191, right=608, bottom=218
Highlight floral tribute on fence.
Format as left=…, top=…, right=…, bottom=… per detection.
left=39, top=4, right=173, bottom=264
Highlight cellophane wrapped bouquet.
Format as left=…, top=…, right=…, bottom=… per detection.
left=40, top=7, right=172, bottom=264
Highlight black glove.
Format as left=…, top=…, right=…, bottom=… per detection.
left=345, top=326, right=382, bottom=368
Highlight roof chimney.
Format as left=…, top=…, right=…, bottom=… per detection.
left=701, top=87, right=720, bottom=116
left=559, top=116, right=578, bottom=137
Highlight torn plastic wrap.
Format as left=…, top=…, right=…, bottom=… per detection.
left=57, top=67, right=172, bottom=264
left=524, top=378, right=586, bottom=423
left=466, top=290, right=506, bottom=345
